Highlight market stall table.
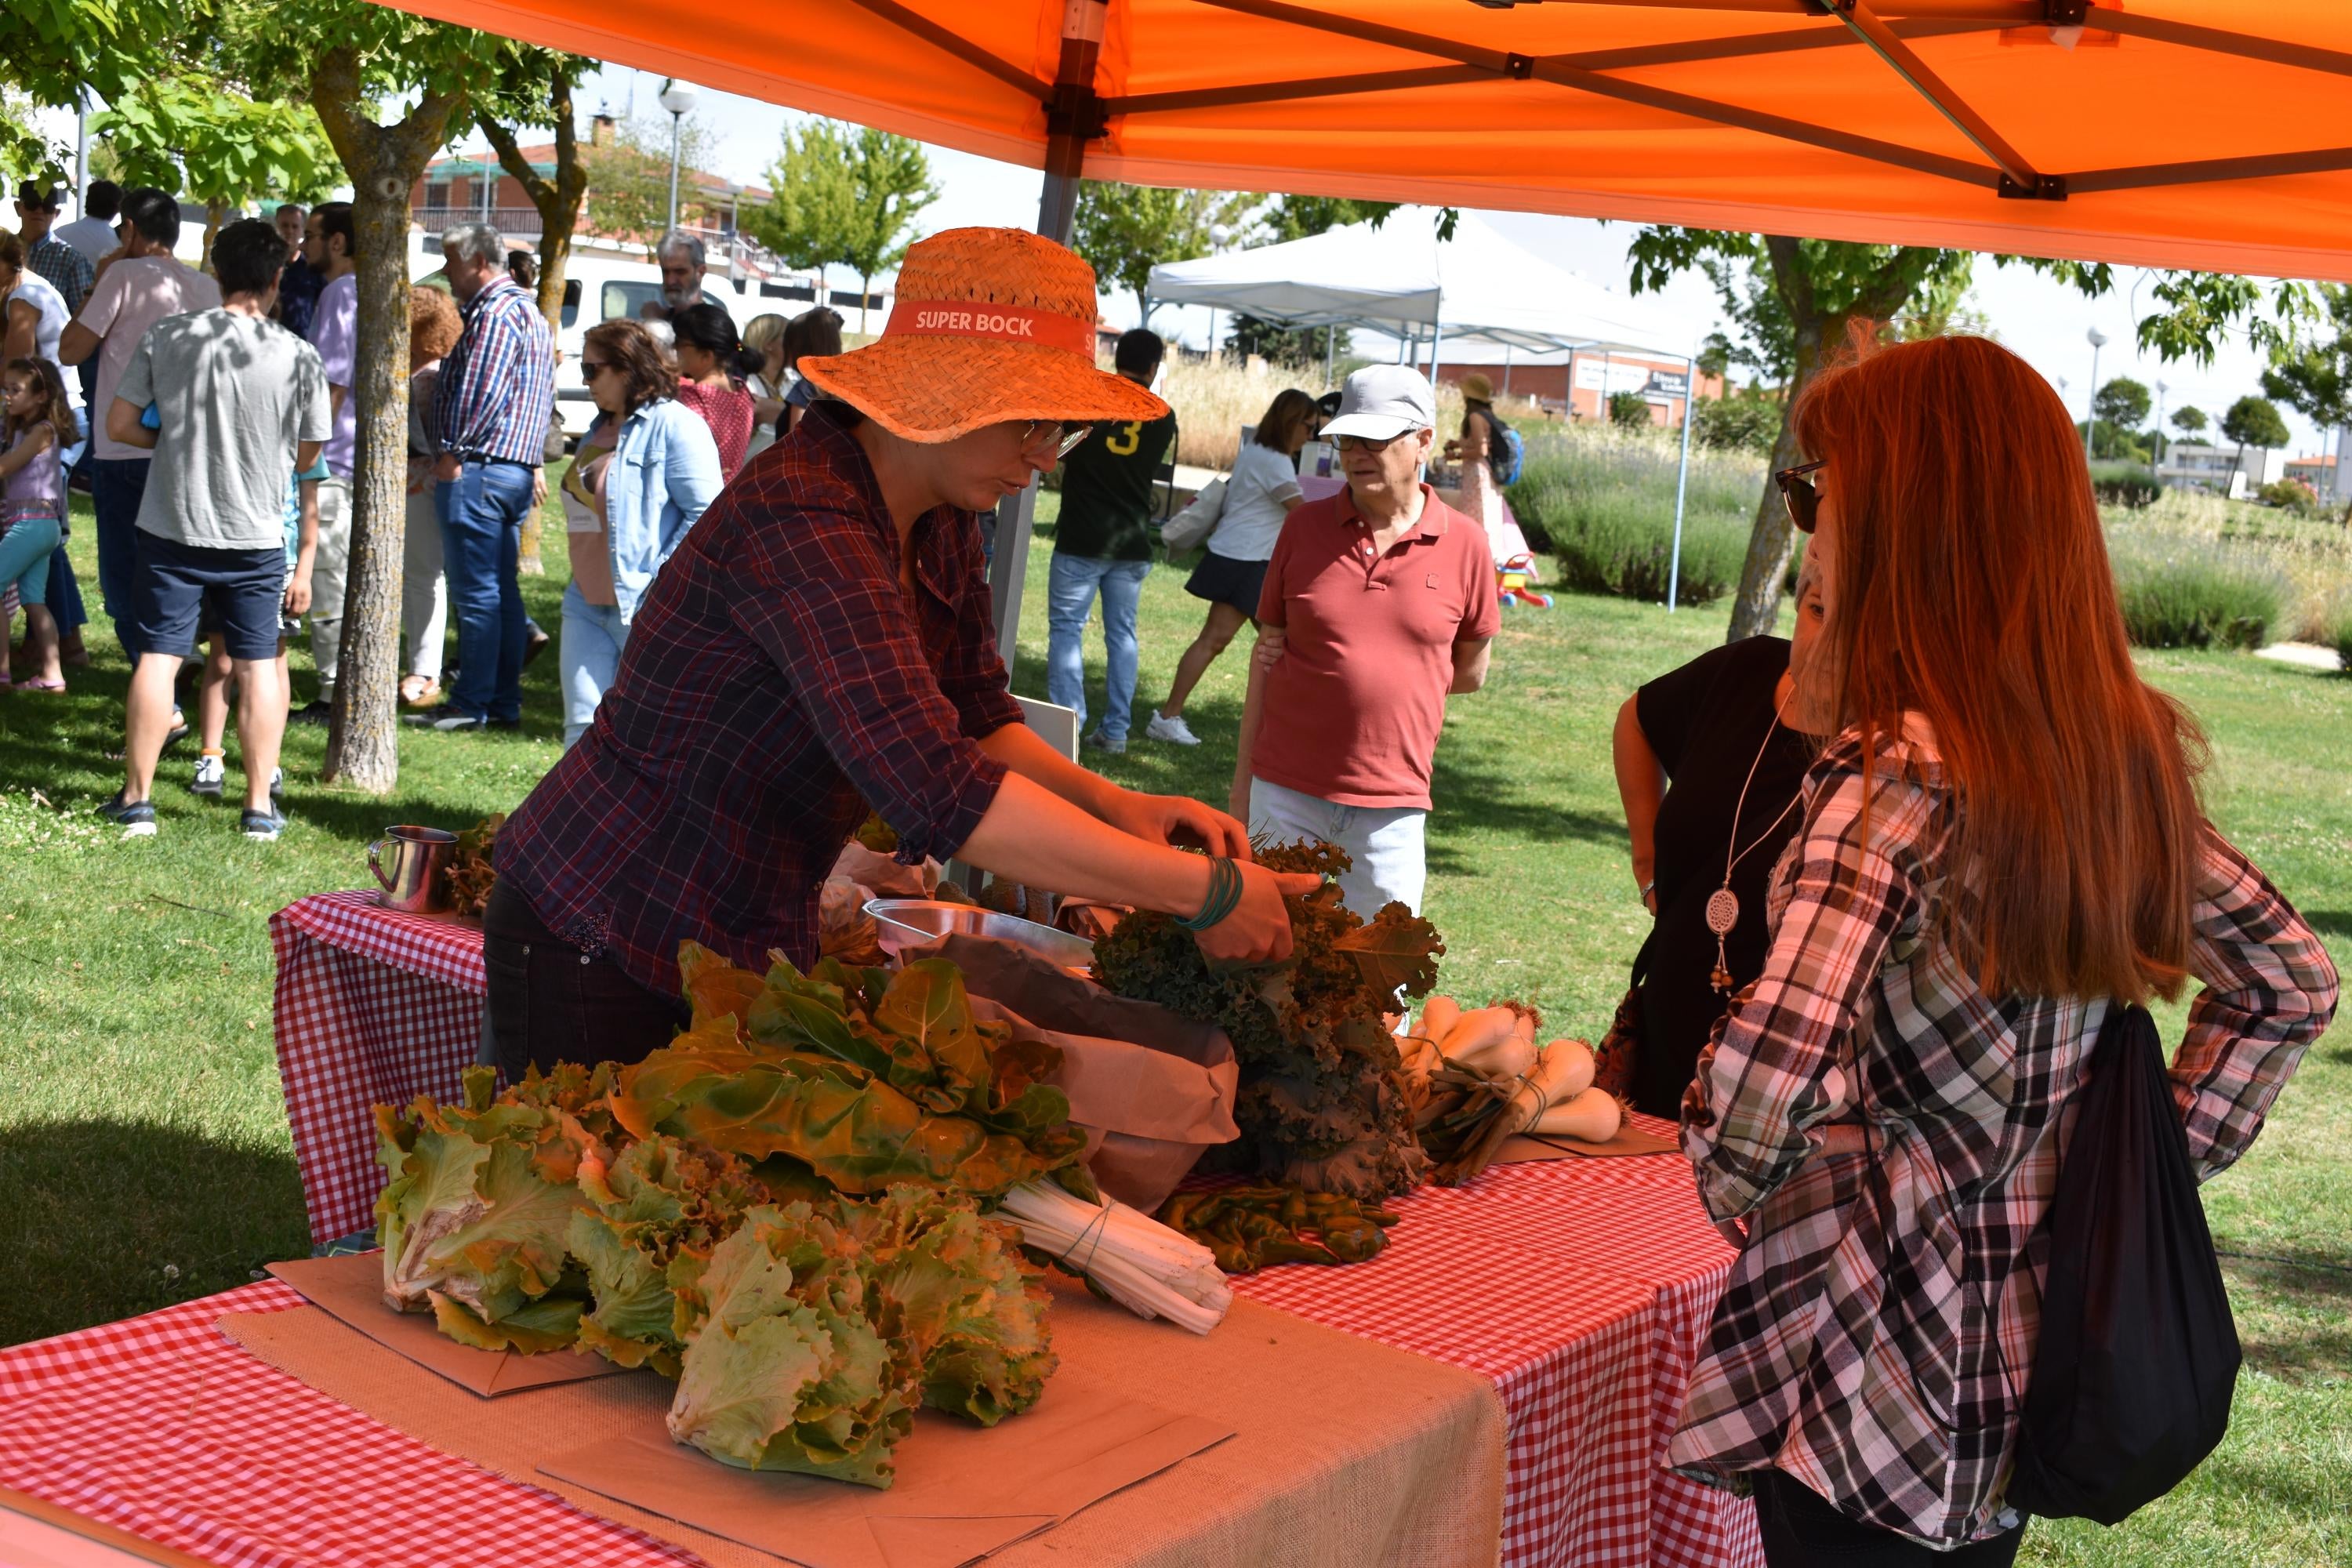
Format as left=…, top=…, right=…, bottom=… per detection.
left=249, top=890, right=1757, bottom=1566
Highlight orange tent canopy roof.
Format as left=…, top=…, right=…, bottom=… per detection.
left=380, top=0, right=2352, bottom=281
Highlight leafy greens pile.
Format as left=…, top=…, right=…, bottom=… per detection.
left=1091, top=841, right=1443, bottom=1202
left=372, top=944, right=1071, bottom=1487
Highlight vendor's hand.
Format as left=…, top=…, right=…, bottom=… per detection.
left=434, top=452, right=462, bottom=484
left=284, top=568, right=313, bottom=617
left=1103, top=789, right=1251, bottom=861
left=1195, top=862, right=1323, bottom=964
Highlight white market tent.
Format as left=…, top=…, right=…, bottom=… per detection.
left=1149, top=211, right=1687, bottom=360
left=1151, top=210, right=1708, bottom=600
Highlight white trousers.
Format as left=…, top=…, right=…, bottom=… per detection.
left=307, top=477, right=352, bottom=699
left=402, top=482, right=448, bottom=681
left=1247, top=776, right=1428, bottom=916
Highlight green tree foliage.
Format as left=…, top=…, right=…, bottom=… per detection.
left=750, top=121, right=938, bottom=332
left=2221, top=394, right=2291, bottom=477
left=1259, top=194, right=1399, bottom=244
left=1071, top=181, right=1254, bottom=324
left=2172, top=405, right=2209, bottom=437
left=2260, top=285, right=2352, bottom=443
left=0, top=0, right=147, bottom=107
left=1224, top=313, right=1337, bottom=371
left=1607, top=390, right=1653, bottom=430
left=93, top=74, right=339, bottom=259
left=0, top=88, right=60, bottom=187
left=580, top=113, right=714, bottom=256
left=2093, top=376, right=2152, bottom=431
left=1694, top=384, right=1783, bottom=456
left=1628, top=230, right=1974, bottom=639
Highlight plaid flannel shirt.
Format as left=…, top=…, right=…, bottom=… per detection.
left=27, top=234, right=93, bottom=318
left=435, top=274, right=554, bottom=466
left=495, top=402, right=1022, bottom=999
left=1669, top=720, right=2338, bottom=1547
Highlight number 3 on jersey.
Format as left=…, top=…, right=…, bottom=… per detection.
left=1105, top=421, right=1142, bottom=456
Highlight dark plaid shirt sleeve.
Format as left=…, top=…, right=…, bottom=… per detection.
left=717, top=496, right=1010, bottom=867
left=1682, top=732, right=1934, bottom=1221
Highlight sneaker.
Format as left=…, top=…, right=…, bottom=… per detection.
left=1083, top=729, right=1127, bottom=755
left=270, top=766, right=285, bottom=802
left=523, top=621, right=551, bottom=667
left=240, top=804, right=288, bottom=841
left=1145, top=712, right=1202, bottom=746
left=96, top=792, right=157, bottom=838
left=428, top=711, right=489, bottom=732
left=191, top=751, right=226, bottom=798
left=289, top=699, right=332, bottom=727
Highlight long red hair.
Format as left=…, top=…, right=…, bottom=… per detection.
left=1792, top=333, right=2205, bottom=1005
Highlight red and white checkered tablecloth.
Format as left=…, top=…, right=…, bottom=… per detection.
left=247, top=891, right=1759, bottom=1567
left=270, top=892, right=489, bottom=1244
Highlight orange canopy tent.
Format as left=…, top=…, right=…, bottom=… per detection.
left=378, top=0, right=2352, bottom=647
left=387, top=1, right=2352, bottom=284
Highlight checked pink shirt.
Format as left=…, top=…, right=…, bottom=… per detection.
left=496, top=401, right=1022, bottom=999
left=1668, top=719, right=2337, bottom=1548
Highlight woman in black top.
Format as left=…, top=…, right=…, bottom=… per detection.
left=1610, top=568, right=1827, bottom=1118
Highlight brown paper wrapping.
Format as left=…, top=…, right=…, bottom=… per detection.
left=219, top=1272, right=1502, bottom=1568
left=937, top=935, right=1240, bottom=1213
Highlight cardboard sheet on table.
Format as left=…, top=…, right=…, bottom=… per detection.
left=1494, top=1123, right=1679, bottom=1162
left=263, top=1254, right=626, bottom=1397
left=540, top=1381, right=1232, bottom=1568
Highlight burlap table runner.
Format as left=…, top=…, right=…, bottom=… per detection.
left=220, top=1273, right=1504, bottom=1568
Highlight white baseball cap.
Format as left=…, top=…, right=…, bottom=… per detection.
left=1320, top=364, right=1436, bottom=441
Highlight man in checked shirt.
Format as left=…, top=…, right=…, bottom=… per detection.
left=488, top=227, right=1319, bottom=1076
left=428, top=221, right=554, bottom=732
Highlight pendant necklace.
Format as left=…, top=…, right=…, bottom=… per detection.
left=1708, top=688, right=1802, bottom=994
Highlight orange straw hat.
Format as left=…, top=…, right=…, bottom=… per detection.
left=796, top=227, right=1167, bottom=442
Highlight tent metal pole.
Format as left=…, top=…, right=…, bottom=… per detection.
left=1325, top=325, right=1336, bottom=387
left=1667, top=351, right=1696, bottom=614
left=990, top=0, right=1108, bottom=672
left=1502, top=343, right=1513, bottom=398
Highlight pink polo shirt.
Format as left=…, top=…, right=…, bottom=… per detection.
left=1253, top=483, right=1501, bottom=811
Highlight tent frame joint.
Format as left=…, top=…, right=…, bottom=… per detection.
left=1504, top=53, right=1535, bottom=81
left=1046, top=82, right=1111, bottom=143
left=2044, top=0, right=2090, bottom=26
left=1998, top=172, right=2068, bottom=201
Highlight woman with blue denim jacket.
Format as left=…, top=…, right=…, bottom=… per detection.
left=559, top=320, right=723, bottom=746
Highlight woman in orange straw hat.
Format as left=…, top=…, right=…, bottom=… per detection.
left=487, top=227, right=1319, bottom=1076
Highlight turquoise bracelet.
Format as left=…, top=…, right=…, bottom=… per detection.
left=1174, top=855, right=1243, bottom=932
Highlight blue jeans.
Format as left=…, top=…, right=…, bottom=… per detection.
left=91, top=458, right=153, bottom=657
left=560, top=581, right=627, bottom=748
left=437, top=460, right=536, bottom=724
left=1045, top=553, right=1150, bottom=742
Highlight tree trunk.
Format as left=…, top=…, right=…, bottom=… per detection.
left=858, top=272, right=873, bottom=335
left=311, top=51, right=466, bottom=793
left=201, top=201, right=230, bottom=272
left=1725, top=310, right=1829, bottom=641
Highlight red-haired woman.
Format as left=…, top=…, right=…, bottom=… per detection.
left=1670, top=334, right=2338, bottom=1564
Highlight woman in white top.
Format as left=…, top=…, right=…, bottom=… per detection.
left=1146, top=387, right=1315, bottom=746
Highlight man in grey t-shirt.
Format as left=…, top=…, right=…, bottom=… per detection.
left=99, top=219, right=328, bottom=842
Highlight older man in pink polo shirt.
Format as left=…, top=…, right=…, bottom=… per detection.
left=1230, top=365, right=1500, bottom=916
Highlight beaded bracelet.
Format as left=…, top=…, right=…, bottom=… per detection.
left=1174, top=855, right=1243, bottom=931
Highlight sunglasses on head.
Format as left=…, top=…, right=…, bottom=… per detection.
left=1775, top=459, right=1827, bottom=533
left=1019, top=419, right=1093, bottom=460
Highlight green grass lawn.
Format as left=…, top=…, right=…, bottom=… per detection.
left=2, top=491, right=2347, bottom=1564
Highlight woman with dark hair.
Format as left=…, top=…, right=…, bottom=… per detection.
left=557, top=318, right=722, bottom=746
left=1671, top=334, right=2337, bottom=1564
left=778, top=305, right=846, bottom=437
left=1146, top=386, right=1316, bottom=746
left=670, top=303, right=761, bottom=481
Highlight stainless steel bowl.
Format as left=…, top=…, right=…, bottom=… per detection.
left=864, top=898, right=1097, bottom=970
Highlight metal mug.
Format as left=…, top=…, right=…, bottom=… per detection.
left=368, top=825, right=459, bottom=913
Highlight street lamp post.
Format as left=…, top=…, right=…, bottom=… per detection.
left=2154, top=378, right=2169, bottom=481
left=2084, top=326, right=2109, bottom=461
left=659, top=79, right=699, bottom=234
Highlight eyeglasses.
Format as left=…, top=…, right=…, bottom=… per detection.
left=1333, top=432, right=1408, bottom=453
left=1775, top=459, right=1828, bottom=534
left=580, top=360, right=611, bottom=380
left=1019, top=419, right=1092, bottom=460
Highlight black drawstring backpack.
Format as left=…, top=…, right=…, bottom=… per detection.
left=2007, top=1003, right=2241, bottom=1524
